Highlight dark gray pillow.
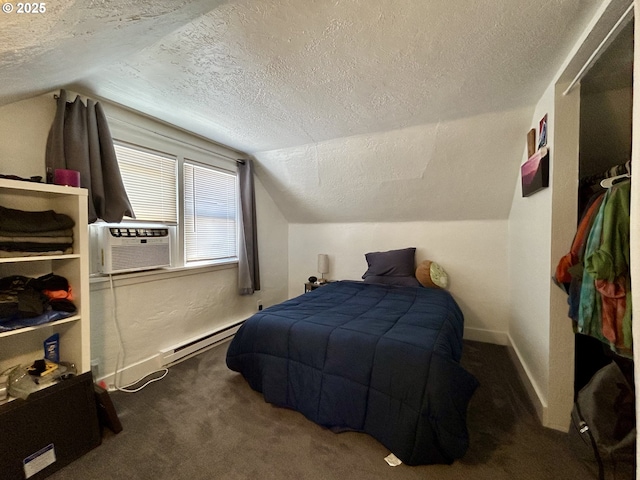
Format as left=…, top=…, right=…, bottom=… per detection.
left=362, top=247, right=417, bottom=279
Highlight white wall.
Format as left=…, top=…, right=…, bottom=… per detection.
left=255, top=107, right=531, bottom=224
left=507, top=80, right=581, bottom=429
left=507, top=82, right=555, bottom=422
left=289, top=220, right=510, bottom=344
left=0, top=92, right=289, bottom=386
left=507, top=0, right=634, bottom=430
left=0, top=93, right=56, bottom=180
left=580, top=86, right=633, bottom=177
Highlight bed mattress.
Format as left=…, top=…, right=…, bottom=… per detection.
left=226, top=280, right=478, bottom=465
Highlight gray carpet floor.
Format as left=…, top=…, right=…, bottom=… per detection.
left=49, top=340, right=598, bottom=480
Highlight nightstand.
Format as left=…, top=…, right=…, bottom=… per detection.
left=304, top=282, right=329, bottom=293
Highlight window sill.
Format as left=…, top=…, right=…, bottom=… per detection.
left=89, top=261, right=237, bottom=290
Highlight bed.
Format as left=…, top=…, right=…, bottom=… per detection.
left=226, top=279, right=478, bottom=465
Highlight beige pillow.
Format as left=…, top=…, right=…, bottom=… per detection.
left=415, top=260, right=449, bottom=289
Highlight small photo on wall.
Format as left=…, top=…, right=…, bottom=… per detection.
left=538, top=114, right=548, bottom=149
left=521, top=147, right=549, bottom=197
left=527, top=128, right=536, bottom=157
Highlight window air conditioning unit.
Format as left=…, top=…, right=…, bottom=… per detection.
left=93, top=224, right=171, bottom=274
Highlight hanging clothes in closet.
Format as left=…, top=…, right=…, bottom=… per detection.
left=578, top=160, right=631, bottom=215
left=554, top=172, right=632, bottom=358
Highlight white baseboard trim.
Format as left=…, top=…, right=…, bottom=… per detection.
left=506, top=333, right=548, bottom=425
left=464, top=328, right=549, bottom=428
left=464, top=327, right=509, bottom=345
left=99, top=354, right=163, bottom=391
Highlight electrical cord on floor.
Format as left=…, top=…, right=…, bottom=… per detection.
left=109, top=274, right=168, bottom=393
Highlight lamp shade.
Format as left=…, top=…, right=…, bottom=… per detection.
left=317, top=254, right=329, bottom=275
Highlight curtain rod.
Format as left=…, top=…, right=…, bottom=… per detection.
left=105, top=114, right=245, bottom=165
left=52, top=91, right=246, bottom=165
left=563, top=3, right=633, bottom=96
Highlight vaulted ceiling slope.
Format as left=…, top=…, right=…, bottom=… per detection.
left=0, top=0, right=603, bottom=222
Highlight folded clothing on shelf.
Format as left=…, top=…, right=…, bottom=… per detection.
left=0, top=274, right=76, bottom=332
left=0, top=205, right=74, bottom=255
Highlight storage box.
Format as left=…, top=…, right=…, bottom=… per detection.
left=0, top=372, right=101, bottom=479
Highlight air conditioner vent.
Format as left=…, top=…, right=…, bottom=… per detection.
left=92, top=224, right=172, bottom=274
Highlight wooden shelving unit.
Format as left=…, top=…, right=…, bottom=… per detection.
left=0, top=178, right=90, bottom=381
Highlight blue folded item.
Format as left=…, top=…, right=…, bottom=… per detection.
left=0, top=309, right=74, bottom=332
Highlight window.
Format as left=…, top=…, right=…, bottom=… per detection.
left=184, top=161, right=238, bottom=264
left=114, top=143, right=177, bottom=223
left=112, top=143, right=238, bottom=269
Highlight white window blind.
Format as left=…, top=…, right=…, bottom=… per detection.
left=114, top=143, right=178, bottom=223
left=184, top=161, right=237, bottom=263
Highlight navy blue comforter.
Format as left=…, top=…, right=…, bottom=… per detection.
left=226, top=281, right=478, bottom=465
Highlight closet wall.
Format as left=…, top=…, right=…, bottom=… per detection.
left=576, top=18, right=634, bottom=394
left=580, top=20, right=633, bottom=178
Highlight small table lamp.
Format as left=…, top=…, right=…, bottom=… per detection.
left=317, top=254, right=329, bottom=283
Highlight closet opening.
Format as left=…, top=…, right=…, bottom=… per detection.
left=575, top=16, right=634, bottom=397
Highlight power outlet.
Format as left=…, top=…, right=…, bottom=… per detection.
left=257, top=300, right=263, bottom=311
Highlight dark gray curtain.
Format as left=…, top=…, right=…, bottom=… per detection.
left=45, top=89, right=134, bottom=224
left=238, top=158, right=260, bottom=295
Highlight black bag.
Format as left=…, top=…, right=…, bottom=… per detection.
left=569, top=361, right=636, bottom=480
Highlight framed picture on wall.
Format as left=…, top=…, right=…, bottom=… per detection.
left=538, top=114, right=548, bottom=149
left=521, top=147, right=549, bottom=197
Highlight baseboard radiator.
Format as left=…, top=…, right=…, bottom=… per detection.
left=159, top=321, right=243, bottom=366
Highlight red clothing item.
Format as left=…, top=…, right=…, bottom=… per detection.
left=595, top=277, right=626, bottom=346
left=555, top=192, right=605, bottom=284
left=43, top=286, right=73, bottom=301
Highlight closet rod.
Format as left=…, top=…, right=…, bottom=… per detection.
left=563, top=2, right=634, bottom=96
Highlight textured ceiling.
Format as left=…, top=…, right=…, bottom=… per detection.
left=0, top=0, right=606, bottom=222
left=0, top=1, right=222, bottom=104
